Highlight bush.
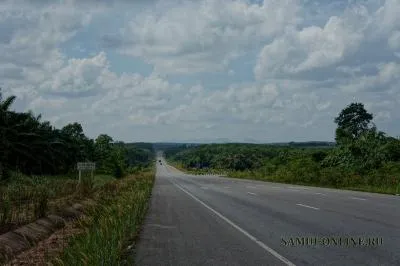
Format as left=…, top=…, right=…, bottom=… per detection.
left=113, top=164, right=123, bottom=179
left=33, top=186, right=48, bottom=219
left=56, top=171, right=154, bottom=265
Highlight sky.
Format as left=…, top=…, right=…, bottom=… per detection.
left=1, top=0, right=400, bottom=143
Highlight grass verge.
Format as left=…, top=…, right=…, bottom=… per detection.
left=53, top=169, right=155, bottom=265
left=168, top=160, right=400, bottom=195
left=228, top=171, right=400, bottom=195
left=0, top=172, right=115, bottom=233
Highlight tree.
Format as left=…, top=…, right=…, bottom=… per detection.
left=334, top=103, right=373, bottom=144
left=0, top=90, right=17, bottom=180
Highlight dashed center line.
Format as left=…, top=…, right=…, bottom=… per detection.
left=314, top=192, right=327, bottom=196
left=247, top=186, right=257, bottom=189
left=289, top=186, right=309, bottom=190
left=296, top=203, right=320, bottom=210
left=223, top=186, right=231, bottom=189
left=247, top=192, right=257, bottom=196
left=172, top=182, right=296, bottom=266
left=287, top=189, right=300, bottom=192
left=201, top=186, right=209, bottom=190
left=350, top=196, right=367, bottom=201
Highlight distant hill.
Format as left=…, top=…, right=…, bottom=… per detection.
left=132, top=141, right=335, bottom=152
left=125, top=142, right=154, bottom=151
left=269, top=141, right=336, bottom=147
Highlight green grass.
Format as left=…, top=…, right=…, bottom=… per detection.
left=54, top=169, right=155, bottom=265
left=169, top=160, right=400, bottom=196
left=93, top=174, right=116, bottom=188
left=227, top=169, right=400, bottom=195
left=0, top=172, right=120, bottom=231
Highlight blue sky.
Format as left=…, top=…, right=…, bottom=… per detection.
left=1, top=0, right=400, bottom=143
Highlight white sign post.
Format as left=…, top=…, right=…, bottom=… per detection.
left=77, top=162, right=96, bottom=184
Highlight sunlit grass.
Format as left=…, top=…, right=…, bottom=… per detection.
left=54, top=169, right=155, bottom=265
left=0, top=172, right=120, bottom=230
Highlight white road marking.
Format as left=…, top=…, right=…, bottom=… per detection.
left=287, top=189, right=300, bottom=192
left=247, top=192, right=257, bottom=196
left=201, top=186, right=209, bottom=190
left=223, top=186, right=231, bottom=189
left=314, top=192, right=327, bottom=196
left=350, top=197, right=367, bottom=201
left=173, top=182, right=296, bottom=266
left=289, top=186, right=309, bottom=190
left=270, top=186, right=281, bottom=189
left=147, top=224, right=176, bottom=229
left=296, top=204, right=320, bottom=210
left=246, top=186, right=257, bottom=189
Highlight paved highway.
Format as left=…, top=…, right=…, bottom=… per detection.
left=135, top=157, right=400, bottom=266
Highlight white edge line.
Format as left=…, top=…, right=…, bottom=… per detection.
left=350, top=197, right=367, bottom=201
left=172, top=182, right=295, bottom=266
left=289, top=186, right=308, bottom=190
left=247, top=192, right=257, bottom=195
left=296, top=203, right=320, bottom=210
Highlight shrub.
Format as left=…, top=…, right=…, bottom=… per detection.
left=33, top=186, right=48, bottom=219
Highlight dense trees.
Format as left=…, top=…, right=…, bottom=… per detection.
left=0, top=90, right=153, bottom=181
left=334, top=103, right=374, bottom=144
left=166, top=102, right=400, bottom=193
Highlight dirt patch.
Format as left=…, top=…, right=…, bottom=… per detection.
left=5, top=218, right=86, bottom=266
left=0, top=199, right=96, bottom=264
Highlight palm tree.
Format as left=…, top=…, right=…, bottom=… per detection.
left=0, top=90, right=17, bottom=180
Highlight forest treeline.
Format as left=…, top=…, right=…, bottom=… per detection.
left=0, top=91, right=154, bottom=181
left=166, top=103, right=400, bottom=194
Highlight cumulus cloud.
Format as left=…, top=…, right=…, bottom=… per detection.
left=255, top=0, right=400, bottom=80
left=107, top=0, right=300, bottom=74
left=37, top=52, right=111, bottom=96
left=255, top=4, right=370, bottom=78
left=341, top=62, right=400, bottom=93
left=1, top=0, right=400, bottom=142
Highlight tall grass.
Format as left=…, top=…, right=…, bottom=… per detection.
left=0, top=172, right=116, bottom=232
left=54, top=170, right=154, bottom=265
left=227, top=163, right=400, bottom=195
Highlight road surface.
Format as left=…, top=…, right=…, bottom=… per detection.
left=134, top=157, right=400, bottom=266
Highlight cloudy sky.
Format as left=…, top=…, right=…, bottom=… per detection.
left=1, top=0, right=400, bottom=143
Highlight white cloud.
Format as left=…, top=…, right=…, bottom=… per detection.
left=2, top=0, right=400, bottom=142
left=388, top=31, right=400, bottom=50
left=341, top=62, right=400, bottom=93
left=113, top=0, right=300, bottom=74
left=255, top=4, right=370, bottom=78
left=38, top=52, right=110, bottom=96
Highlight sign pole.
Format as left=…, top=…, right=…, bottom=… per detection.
left=77, top=162, right=96, bottom=185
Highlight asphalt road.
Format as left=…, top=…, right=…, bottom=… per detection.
left=134, top=157, right=400, bottom=266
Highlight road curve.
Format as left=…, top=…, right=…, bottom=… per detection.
left=134, top=158, right=400, bottom=266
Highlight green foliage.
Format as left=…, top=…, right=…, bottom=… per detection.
left=55, top=171, right=154, bottom=265
left=113, top=163, right=123, bottom=179
left=334, top=102, right=373, bottom=144
left=167, top=102, right=400, bottom=194
left=0, top=91, right=154, bottom=181
left=0, top=196, right=11, bottom=226
left=33, top=186, right=49, bottom=219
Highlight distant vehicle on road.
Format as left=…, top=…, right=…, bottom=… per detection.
left=159, top=159, right=161, bottom=162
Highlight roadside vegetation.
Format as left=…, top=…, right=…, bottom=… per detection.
left=166, top=103, right=400, bottom=195
left=54, top=169, right=154, bottom=265
left=0, top=90, right=155, bottom=264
